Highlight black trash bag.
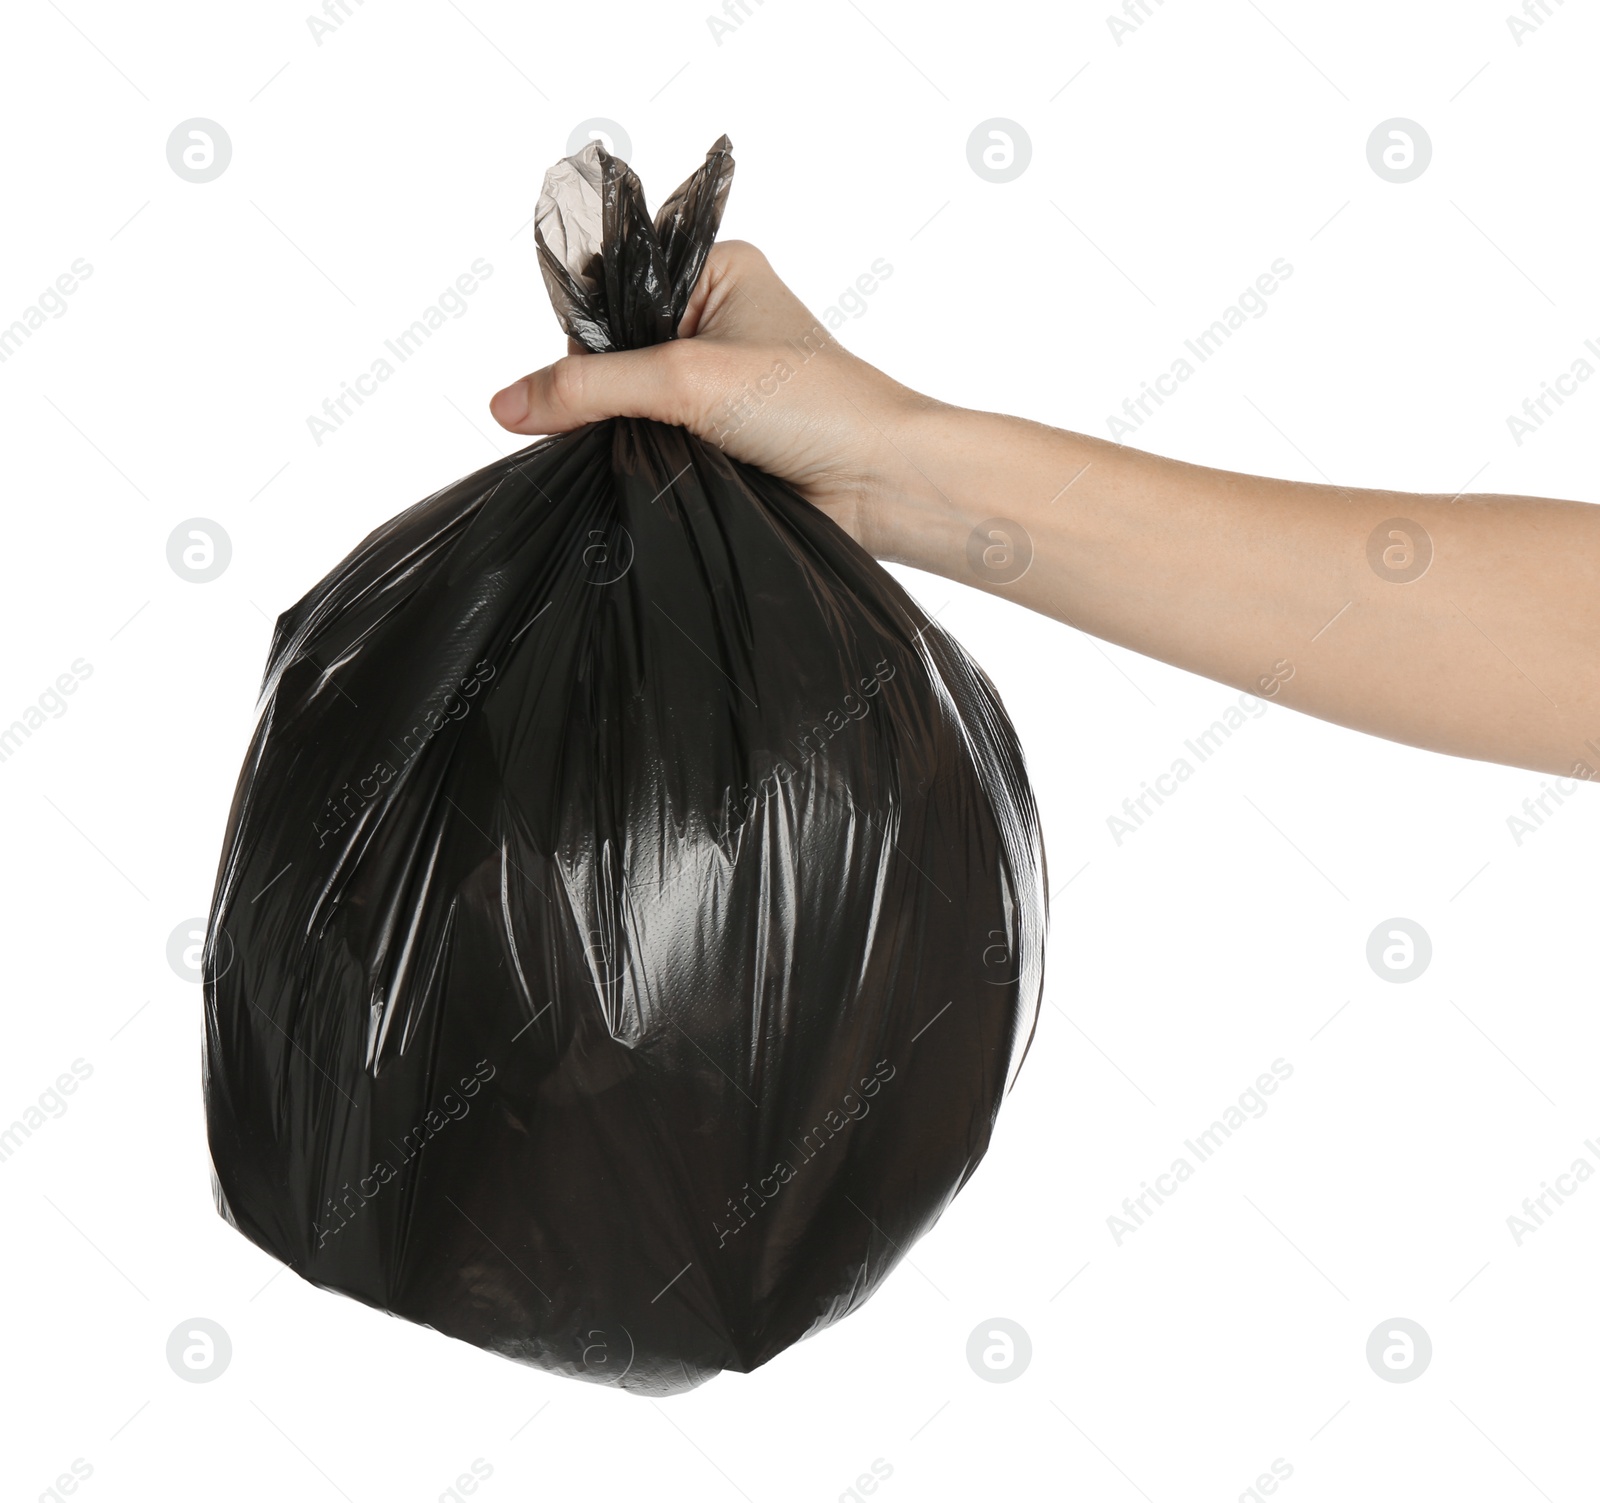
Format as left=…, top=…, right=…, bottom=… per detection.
left=204, top=135, right=1047, bottom=1396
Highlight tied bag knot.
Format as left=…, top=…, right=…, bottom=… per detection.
left=536, top=134, right=735, bottom=354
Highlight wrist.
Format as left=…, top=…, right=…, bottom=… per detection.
left=856, top=396, right=989, bottom=576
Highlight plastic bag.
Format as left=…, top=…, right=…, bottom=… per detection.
left=203, top=135, right=1047, bottom=1395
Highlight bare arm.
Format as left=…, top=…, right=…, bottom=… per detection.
left=491, top=242, right=1600, bottom=779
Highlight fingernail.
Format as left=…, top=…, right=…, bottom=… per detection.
left=490, top=379, right=530, bottom=426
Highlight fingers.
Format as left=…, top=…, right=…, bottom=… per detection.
left=488, top=241, right=801, bottom=437
left=678, top=242, right=757, bottom=339
left=683, top=240, right=819, bottom=344
left=490, top=343, right=695, bottom=435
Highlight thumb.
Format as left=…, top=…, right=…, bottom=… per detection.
left=490, top=344, right=694, bottom=435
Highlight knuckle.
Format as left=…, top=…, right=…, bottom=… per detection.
left=656, top=340, right=705, bottom=419
left=663, top=338, right=723, bottom=404
left=547, top=355, right=587, bottom=415
left=659, top=335, right=700, bottom=378
left=710, top=239, right=768, bottom=276
left=652, top=340, right=729, bottom=428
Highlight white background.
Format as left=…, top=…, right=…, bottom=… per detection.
left=2, top=1, right=1598, bottom=1499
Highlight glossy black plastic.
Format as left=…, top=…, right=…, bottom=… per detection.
left=203, top=137, right=1047, bottom=1394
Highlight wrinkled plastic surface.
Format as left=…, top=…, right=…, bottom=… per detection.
left=204, top=136, right=1047, bottom=1395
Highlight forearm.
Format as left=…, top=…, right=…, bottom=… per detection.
left=866, top=401, right=1600, bottom=777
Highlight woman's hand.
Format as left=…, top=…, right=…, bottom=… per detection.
left=489, top=240, right=932, bottom=557
left=491, top=239, right=1600, bottom=779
